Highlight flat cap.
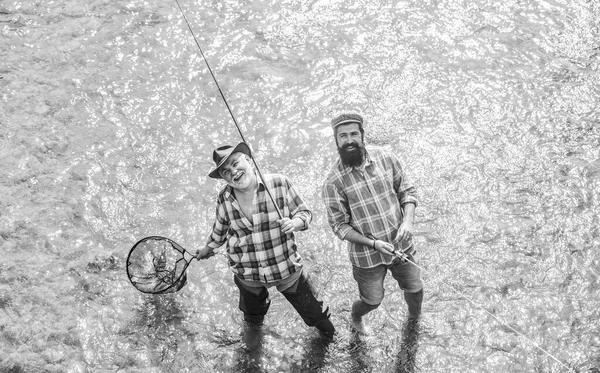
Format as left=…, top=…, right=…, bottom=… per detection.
left=331, top=112, right=364, bottom=129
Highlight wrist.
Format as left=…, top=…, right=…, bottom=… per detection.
left=372, top=239, right=377, bottom=249
left=401, top=219, right=414, bottom=228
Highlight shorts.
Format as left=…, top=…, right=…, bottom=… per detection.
left=352, top=253, right=423, bottom=305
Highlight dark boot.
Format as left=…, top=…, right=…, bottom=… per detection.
left=282, top=272, right=335, bottom=336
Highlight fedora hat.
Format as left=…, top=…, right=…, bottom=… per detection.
left=208, top=142, right=252, bottom=179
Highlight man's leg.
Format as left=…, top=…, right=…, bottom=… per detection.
left=233, top=275, right=271, bottom=326
left=351, top=265, right=386, bottom=334
left=281, top=272, right=335, bottom=336
left=390, top=253, right=424, bottom=319
left=350, top=299, right=379, bottom=334
left=351, top=299, right=380, bottom=319
left=404, top=289, right=423, bottom=319
left=233, top=276, right=271, bottom=348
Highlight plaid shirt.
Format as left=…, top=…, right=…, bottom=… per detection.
left=206, top=173, right=311, bottom=283
left=322, top=147, right=418, bottom=268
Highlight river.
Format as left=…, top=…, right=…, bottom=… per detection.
left=1, top=0, right=599, bottom=372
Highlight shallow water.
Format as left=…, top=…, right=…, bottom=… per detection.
left=1, top=0, right=599, bottom=372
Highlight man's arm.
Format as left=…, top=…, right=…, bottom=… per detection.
left=391, top=153, right=418, bottom=208
left=390, top=153, right=418, bottom=243
left=396, top=202, right=416, bottom=243
left=196, top=198, right=229, bottom=260
left=343, top=229, right=396, bottom=256
left=322, top=180, right=354, bottom=240
left=277, top=176, right=312, bottom=234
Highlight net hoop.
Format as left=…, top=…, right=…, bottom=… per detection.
left=126, top=236, right=192, bottom=294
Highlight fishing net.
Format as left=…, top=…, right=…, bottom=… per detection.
left=126, top=236, right=193, bottom=294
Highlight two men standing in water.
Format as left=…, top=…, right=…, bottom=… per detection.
left=196, top=112, right=423, bottom=340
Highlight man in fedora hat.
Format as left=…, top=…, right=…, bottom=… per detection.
left=196, top=142, right=335, bottom=343
left=322, top=112, right=423, bottom=335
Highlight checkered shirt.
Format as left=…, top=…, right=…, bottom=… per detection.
left=206, top=173, right=311, bottom=283
left=322, top=147, right=418, bottom=268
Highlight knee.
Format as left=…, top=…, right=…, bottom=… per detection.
left=404, top=288, right=423, bottom=300
left=360, top=294, right=384, bottom=308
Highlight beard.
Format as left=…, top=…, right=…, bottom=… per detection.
left=337, top=142, right=366, bottom=168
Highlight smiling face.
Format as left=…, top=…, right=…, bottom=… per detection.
left=335, top=122, right=364, bottom=150
left=218, top=152, right=256, bottom=191
left=335, top=122, right=366, bottom=167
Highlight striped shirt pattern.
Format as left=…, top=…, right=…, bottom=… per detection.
left=206, top=173, right=311, bottom=283
left=322, top=147, right=418, bottom=268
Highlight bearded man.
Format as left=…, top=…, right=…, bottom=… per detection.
left=321, top=112, right=423, bottom=334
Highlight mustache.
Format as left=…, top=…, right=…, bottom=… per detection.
left=341, top=142, right=359, bottom=150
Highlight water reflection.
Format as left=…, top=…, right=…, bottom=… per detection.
left=348, top=336, right=372, bottom=373
left=133, top=295, right=188, bottom=367
left=233, top=327, right=334, bottom=373
left=394, top=319, right=421, bottom=373
left=233, top=331, right=264, bottom=373
left=344, top=318, right=421, bottom=373
left=301, top=333, right=334, bottom=372
left=2, top=0, right=600, bottom=371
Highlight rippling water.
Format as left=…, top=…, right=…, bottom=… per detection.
left=1, top=0, right=599, bottom=372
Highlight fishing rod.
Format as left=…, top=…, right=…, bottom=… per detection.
left=170, top=1, right=572, bottom=370
left=173, top=0, right=283, bottom=219
left=390, top=246, right=575, bottom=372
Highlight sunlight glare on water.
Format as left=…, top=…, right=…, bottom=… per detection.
left=0, top=0, right=599, bottom=372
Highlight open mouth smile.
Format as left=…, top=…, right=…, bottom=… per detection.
left=233, top=172, right=244, bottom=182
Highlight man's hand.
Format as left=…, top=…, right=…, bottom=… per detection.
left=373, top=238, right=408, bottom=262
left=195, top=246, right=214, bottom=260
left=395, top=203, right=416, bottom=243
left=373, top=239, right=396, bottom=255
left=395, top=220, right=414, bottom=243
left=277, top=217, right=304, bottom=234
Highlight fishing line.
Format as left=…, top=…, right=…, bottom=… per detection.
left=391, top=249, right=575, bottom=372
left=173, top=0, right=283, bottom=219
left=171, top=1, right=572, bottom=371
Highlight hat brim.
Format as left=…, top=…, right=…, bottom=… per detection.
left=208, top=142, right=252, bottom=179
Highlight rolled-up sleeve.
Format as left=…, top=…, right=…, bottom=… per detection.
left=285, top=178, right=312, bottom=230
left=322, top=180, right=353, bottom=240
left=391, top=155, right=418, bottom=207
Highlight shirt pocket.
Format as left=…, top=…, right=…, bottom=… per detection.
left=370, top=168, right=395, bottom=198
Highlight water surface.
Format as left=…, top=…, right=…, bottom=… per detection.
left=1, top=0, right=599, bottom=372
